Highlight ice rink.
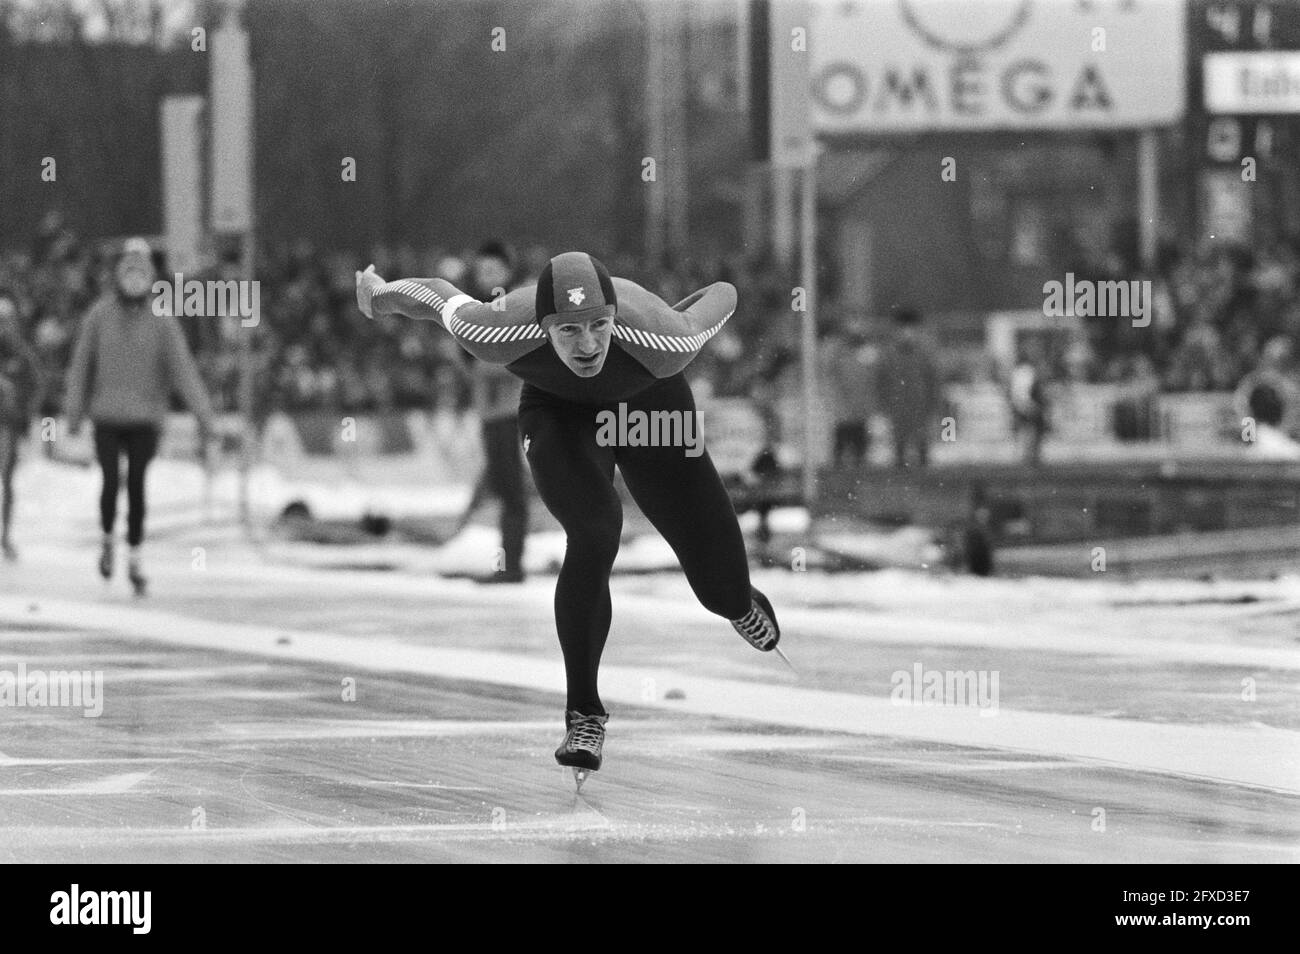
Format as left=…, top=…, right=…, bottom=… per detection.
left=1, top=492, right=1297, bottom=864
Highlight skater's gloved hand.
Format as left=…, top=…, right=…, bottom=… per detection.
left=355, top=264, right=384, bottom=320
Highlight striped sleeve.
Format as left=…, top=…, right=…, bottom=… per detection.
left=609, top=278, right=738, bottom=378
left=370, top=278, right=547, bottom=365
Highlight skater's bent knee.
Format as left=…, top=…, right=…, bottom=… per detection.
left=564, top=517, right=622, bottom=564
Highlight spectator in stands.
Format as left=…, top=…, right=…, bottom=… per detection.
left=1062, top=336, right=1097, bottom=383
left=1166, top=319, right=1235, bottom=392
left=876, top=306, right=940, bottom=469
left=436, top=255, right=468, bottom=287
left=1235, top=335, right=1299, bottom=440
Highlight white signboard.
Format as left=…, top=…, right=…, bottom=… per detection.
left=810, top=0, right=1186, bottom=133
left=211, top=20, right=254, bottom=232
left=160, top=96, right=205, bottom=274
left=771, top=0, right=813, bottom=168
left=1204, top=52, right=1300, bottom=114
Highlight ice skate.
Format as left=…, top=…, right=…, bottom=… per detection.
left=98, top=536, right=114, bottom=581
left=127, top=550, right=147, bottom=597
left=731, top=587, right=780, bottom=652
left=555, top=710, right=607, bottom=791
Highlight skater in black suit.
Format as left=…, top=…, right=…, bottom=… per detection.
left=359, top=252, right=783, bottom=786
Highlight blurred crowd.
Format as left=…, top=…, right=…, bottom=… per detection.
left=1052, top=237, right=1300, bottom=393
left=812, top=236, right=1300, bottom=462
left=0, top=214, right=799, bottom=420
left=1, top=212, right=1296, bottom=445
left=0, top=228, right=517, bottom=418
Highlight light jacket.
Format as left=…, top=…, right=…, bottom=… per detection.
left=64, top=294, right=213, bottom=428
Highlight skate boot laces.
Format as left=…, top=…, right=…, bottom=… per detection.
left=564, top=712, right=607, bottom=756
left=732, top=599, right=779, bottom=651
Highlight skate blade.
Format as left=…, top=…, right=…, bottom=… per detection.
left=572, top=767, right=591, bottom=792
left=772, top=645, right=797, bottom=674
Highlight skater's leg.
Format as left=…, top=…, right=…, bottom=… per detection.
left=123, top=425, right=159, bottom=548
left=616, top=375, right=752, bottom=622
left=93, top=424, right=123, bottom=537
left=519, top=405, right=620, bottom=715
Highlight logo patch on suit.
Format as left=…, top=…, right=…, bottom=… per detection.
left=567, top=287, right=586, bottom=306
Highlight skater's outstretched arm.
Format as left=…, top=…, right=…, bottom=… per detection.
left=608, top=278, right=738, bottom=379
left=356, top=265, right=545, bottom=366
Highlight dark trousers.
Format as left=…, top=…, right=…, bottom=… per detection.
left=481, top=415, right=528, bottom=576
left=519, top=373, right=753, bottom=714
left=94, top=423, right=159, bottom=547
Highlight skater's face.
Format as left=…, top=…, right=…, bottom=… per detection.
left=548, top=315, right=613, bottom=377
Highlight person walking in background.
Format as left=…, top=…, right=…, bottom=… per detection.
left=1009, top=341, right=1050, bottom=466
left=876, top=306, right=940, bottom=469
left=63, top=238, right=214, bottom=596
left=0, top=288, right=45, bottom=561
left=457, top=240, right=529, bottom=583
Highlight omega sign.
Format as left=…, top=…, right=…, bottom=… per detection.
left=810, top=0, right=1186, bottom=133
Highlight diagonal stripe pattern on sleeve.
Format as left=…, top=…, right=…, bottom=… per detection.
left=605, top=278, right=737, bottom=378
left=368, top=269, right=739, bottom=385
left=371, top=277, right=546, bottom=365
